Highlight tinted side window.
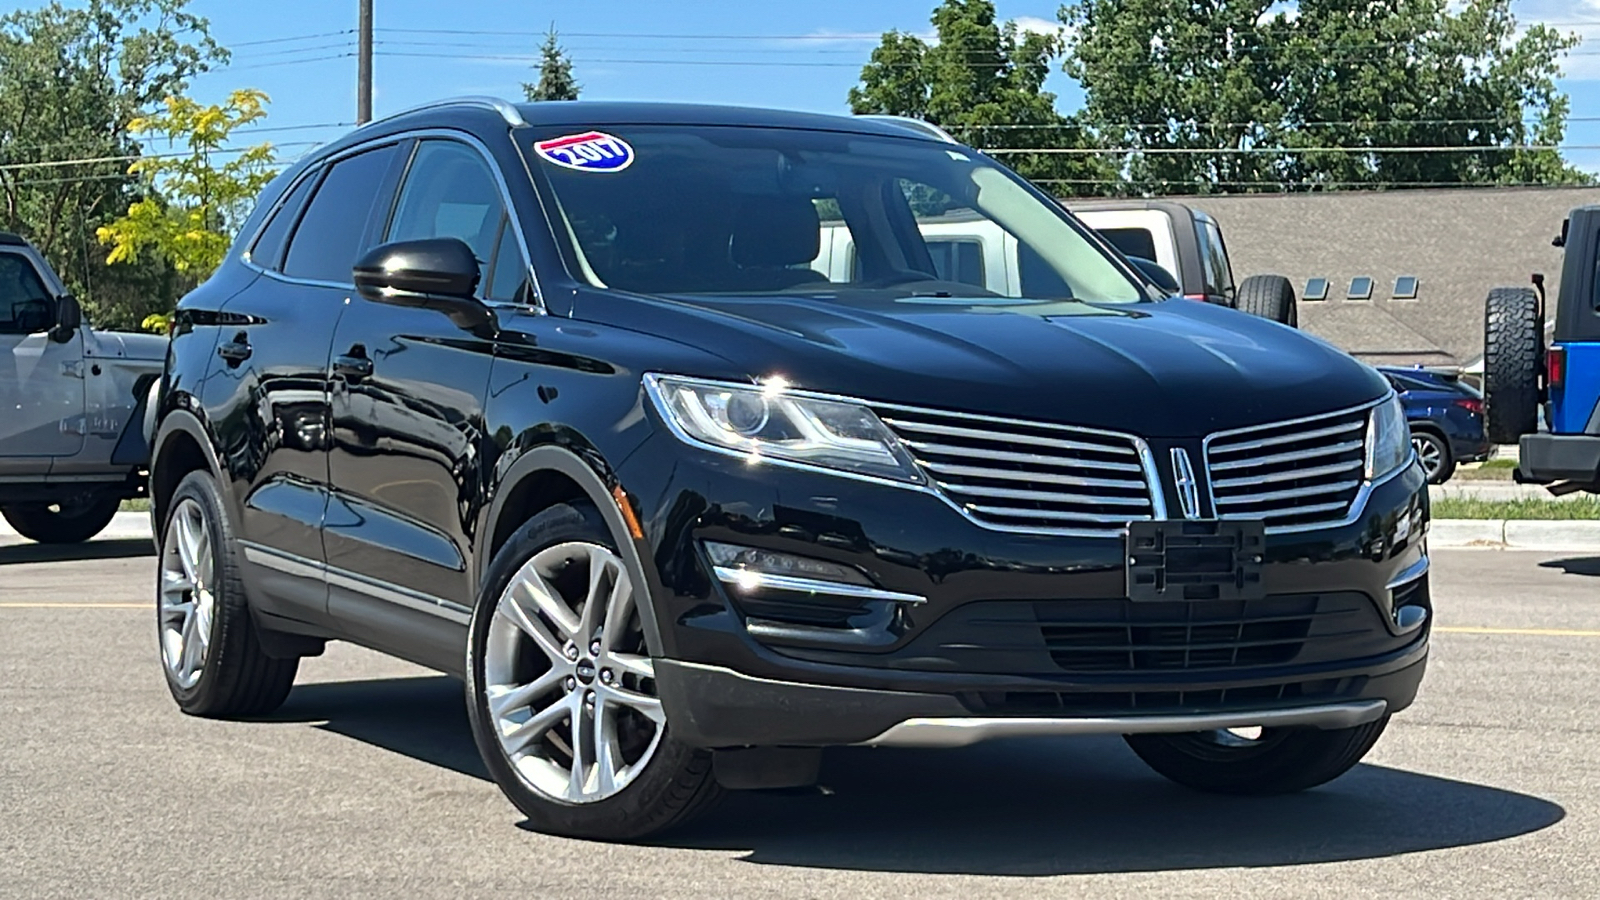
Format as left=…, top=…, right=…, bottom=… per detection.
left=1199, top=220, right=1234, bottom=296
left=387, top=141, right=506, bottom=270
left=282, top=145, right=397, bottom=283
left=926, top=239, right=985, bottom=288
left=485, top=218, right=527, bottom=302
left=0, top=254, right=53, bottom=335
left=1097, top=227, right=1158, bottom=262
left=248, top=171, right=319, bottom=272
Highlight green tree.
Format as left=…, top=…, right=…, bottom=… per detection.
left=523, top=26, right=579, bottom=101
left=1060, top=0, right=1589, bottom=193
left=0, top=0, right=224, bottom=328
left=97, top=90, right=278, bottom=331
left=849, top=0, right=1111, bottom=192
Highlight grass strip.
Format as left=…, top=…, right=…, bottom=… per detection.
left=1432, top=496, right=1600, bottom=520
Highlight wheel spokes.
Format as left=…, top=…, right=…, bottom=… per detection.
left=515, top=565, right=582, bottom=643
left=501, top=694, right=574, bottom=756
left=486, top=668, right=565, bottom=720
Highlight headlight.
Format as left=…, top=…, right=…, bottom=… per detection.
left=644, top=374, right=922, bottom=483
left=1365, top=395, right=1411, bottom=481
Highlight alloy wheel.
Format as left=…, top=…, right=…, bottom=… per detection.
left=158, top=497, right=216, bottom=690
left=1411, top=434, right=1443, bottom=479
left=483, top=541, right=663, bottom=804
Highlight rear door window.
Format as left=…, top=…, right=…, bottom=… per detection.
left=248, top=171, right=319, bottom=272
left=282, top=144, right=398, bottom=284
left=925, top=239, right=985, bottom=288
left=1097, top=227, right=1159, bottom=262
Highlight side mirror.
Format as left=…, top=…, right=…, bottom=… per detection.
left=1127, top=257, right=1180, bottom=295
left=352, top=238, right=494, bottom=333
left=50, top=293, right=82, bottom=343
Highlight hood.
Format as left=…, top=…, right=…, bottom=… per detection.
left=598, top=291, right=1388, bottom=437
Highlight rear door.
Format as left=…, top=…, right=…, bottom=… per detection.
left=213, top=142, right=402, bottom=627
left=322, top=136, right=510, bottom=669
left=0, top=251, right=83, bottom=459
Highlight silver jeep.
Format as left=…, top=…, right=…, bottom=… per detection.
left=0, top=232, right=164, bottom=543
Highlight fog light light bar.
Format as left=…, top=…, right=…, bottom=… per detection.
left=705, top=542, right=926, bottom=605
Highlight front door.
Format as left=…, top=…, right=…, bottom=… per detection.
left=323, top=138, right=517, bottom=670
left=0, top=252, right=83, bottom=459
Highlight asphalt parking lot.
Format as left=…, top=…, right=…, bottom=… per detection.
left=3, top=533, right=1598, bottom=899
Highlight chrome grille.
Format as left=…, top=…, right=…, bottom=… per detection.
left=1205, top=406, right=1370, bottom=529
left=875, top=405, right=1158, bottom=535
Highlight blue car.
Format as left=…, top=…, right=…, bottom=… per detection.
left=1378, top=366, right=1490, bottom=483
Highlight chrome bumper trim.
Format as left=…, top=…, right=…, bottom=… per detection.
left=712, top=565, right=927, bottom=605
left=1386, top=553, right=1430, bottom=591
left=859, top=700, right=1391, bottom=748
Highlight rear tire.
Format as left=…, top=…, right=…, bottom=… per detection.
left=1126, top=716, right=1389, bottom=795
left=465, top=501, right=722, bottom=841
left=1411, top=429, right=1455, bottom=484
left=1236, top=274, right=1298, bottom=327
left=1483, top=286, right=1542, bottom=445
left=1, top=494, right=120, bottom=544
left=157, top=470, right=298, bottom=718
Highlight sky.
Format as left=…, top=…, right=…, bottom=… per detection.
left=44, top=0, right=1600, bottom=174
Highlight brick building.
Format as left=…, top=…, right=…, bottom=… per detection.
left=1144, top=186, right=1600, bottom=367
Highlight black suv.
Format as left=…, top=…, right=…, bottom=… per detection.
left=149, top=99, right=1430, bottom=841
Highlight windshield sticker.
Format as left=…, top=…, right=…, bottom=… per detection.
left=534, top=131, right=634, bottom=172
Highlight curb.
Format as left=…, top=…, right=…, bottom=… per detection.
left=1431, top=518, right=1600, bottom=550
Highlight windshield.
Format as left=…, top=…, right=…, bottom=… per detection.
left=525, top=125, right=1146, bottom=304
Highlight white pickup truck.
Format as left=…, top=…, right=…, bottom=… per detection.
left=1, top=232, right=165, bottom=542
left=810, top=201, right=1298, bottom=325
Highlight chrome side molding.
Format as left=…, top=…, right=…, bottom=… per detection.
left=859, top=700, right=1390, bottom=748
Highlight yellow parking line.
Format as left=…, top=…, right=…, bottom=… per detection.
left=0, top=602, right=148, bottom=609
left=1438, top=626, right=1600, bottom=638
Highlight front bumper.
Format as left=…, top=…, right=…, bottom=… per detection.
left=1517, top=433, right=1600, bottom=484
left=622, top=434, right=1432, bottom=749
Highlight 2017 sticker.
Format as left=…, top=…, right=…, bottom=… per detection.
left=534, top=131, right=634, bottom=172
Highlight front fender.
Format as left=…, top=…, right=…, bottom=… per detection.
left=478, top=444, right=665, bottom=654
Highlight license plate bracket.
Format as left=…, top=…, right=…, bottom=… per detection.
left=1126, top=520, right=1266, bottom=602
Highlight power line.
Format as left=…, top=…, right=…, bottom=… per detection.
left=215, top=53, right=356, bottom=73
left=230, top=30, right=355, bottom=48
left=0, top=143, right=319, bottom=174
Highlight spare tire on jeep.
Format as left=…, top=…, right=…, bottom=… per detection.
left=1236, top=274, right=1298, bottom=327
left=1483, top=286, right=1542, bottom=445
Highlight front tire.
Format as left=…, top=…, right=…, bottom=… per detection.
left=2, top=494, right=120, bottom=544
left=465, top=501, right=721, bottom=840
left=1125, top=716, right=1389, bottom=795
left=157, top=470, right=298, bottom=717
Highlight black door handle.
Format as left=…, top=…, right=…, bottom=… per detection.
left=217, top=333, right=251, bottom=366
left=333, top=353, right=374, bottom=382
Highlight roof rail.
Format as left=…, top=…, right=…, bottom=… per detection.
left=366, top=96, right=527, bottom=128
left=0, top=232, right=27, bottom=247
left=855, top=114, right=960, bottom=144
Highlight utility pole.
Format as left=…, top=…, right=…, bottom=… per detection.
left=357, top=0, right=373, bottom=124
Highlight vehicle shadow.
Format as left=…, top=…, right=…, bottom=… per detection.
left=0, top=537, right=153, bottom=565
left=1539, top=556, right=1600, bottom=577
left=271, top=675, right=1564, bottom=876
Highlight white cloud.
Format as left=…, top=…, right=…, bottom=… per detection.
left=1011, top=15, right=1069, bottom=39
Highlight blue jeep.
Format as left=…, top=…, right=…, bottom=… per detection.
left=1484, top=206, right=1600, bottom=488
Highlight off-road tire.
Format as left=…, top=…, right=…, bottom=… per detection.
left=1, top=494, right=121, bottom=544
left=160, top=470, right=298, bottom=717
left=1125, top=716, right=1389, bottom=795
left=1483, top=287, right=1542, bottom=445
left=1236, top=274, right=1298, bottom=327
left=465, top=501, right=723, bottom=841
